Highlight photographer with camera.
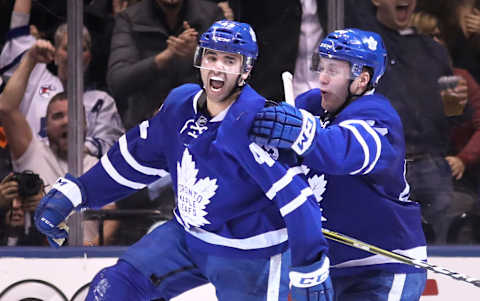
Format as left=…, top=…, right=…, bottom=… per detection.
left=0, top=171, right=47, bottom=246
left=0, top=37, right=120, bottom=246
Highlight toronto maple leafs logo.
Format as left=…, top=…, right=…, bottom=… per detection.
left=308, top=174, right=328, bottom=221
left=177, top=148, right=218, bottom=229
left=308, top=174, right=327, bottom=202
left=365, top=36, right=378, bottom=51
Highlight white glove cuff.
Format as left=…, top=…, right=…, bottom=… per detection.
left=289, top=256, right=330, bottom=288
left=291, top=109, right=317, bottom=155
left=51, top=177, right=83, bottom=207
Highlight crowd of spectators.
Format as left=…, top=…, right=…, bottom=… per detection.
left=0, top=0, right=478, bottom=246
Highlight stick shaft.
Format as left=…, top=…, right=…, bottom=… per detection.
left=322, top=228, right=480, bottom=288
left=282, top=71, right=295, bottom=106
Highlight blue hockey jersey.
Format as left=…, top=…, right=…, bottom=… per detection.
left=296, top=89, right=427, bottom=276
left=77, top=84, right=328, bottom=266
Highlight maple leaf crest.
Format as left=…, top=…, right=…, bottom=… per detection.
left=308, top=174, right=327, bottom=202
left=177, top=149, right=218, bottom=229
left=308, top=174, right=328, bottom=222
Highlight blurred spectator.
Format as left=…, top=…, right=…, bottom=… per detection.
left=0, top=0, right=124, bottom=158
left=411, top=10, right=480, bottom=227
left=346, top=0, right=469, bottom=244
left=0, top=171, right=47, bottom=246
left=0, top=0, right=65, bottom=47
left=217, top=1, right=233, bottom=20
left=84, top=0, right=140, bottom=90
left=227, top=0, right=327, bottom=100
left=440, top=0, right=480, bottom=84
left=0, top=39, right=118, bottom=246
left=107, top=0, right=224, bottom=129
left=344, top=0, right=377, bottom=31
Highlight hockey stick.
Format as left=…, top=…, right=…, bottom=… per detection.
left=282, top=71, right=295, bottom=106
left=322, top=228, right=480, bottom=288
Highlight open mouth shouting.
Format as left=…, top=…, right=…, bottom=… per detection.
left=209, top=76, right=225, bottom=92
left=395, top=1, right=412, bottom=23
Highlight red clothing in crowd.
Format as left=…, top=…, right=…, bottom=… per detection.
left=451, top=68, right=480, bottom=167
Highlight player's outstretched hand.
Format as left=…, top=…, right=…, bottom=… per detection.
left=34, top=174, right=82, bottom=247
left=249, top=102, right=317, bottom=155
left=290, top=254, right=334, bottom=301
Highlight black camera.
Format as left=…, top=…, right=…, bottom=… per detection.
left=12, top=171, right=44, bottom=198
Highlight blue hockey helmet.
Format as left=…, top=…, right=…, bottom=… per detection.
left=312, top=28, right=387, bottom=87
left=194, top=20, right=258, bottom=73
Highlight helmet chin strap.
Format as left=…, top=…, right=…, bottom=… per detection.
left=331, top=78, right=367, bottom=116
left=227, top=73, right=247, bottom=98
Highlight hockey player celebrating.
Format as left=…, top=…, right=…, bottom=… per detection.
left=34, top=20, right=333, bottom=301
left=250, top=29, right=428, bottom=300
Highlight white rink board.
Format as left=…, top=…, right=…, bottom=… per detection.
left=419, top=256, right=480, bottom=300
left=0, top=255, right=218, bottom=300
left=0, top=250, right=479, bottom=300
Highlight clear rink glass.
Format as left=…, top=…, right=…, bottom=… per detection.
left=194, top=47, right=243, bottom=75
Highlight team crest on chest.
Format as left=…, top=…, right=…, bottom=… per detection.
left=180, top=115, right=209, bottom=138
left=177, top=148, right=218, bottom=229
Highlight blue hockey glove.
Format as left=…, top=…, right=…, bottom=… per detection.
left=290, top=254, right=334, bottom=301
left=34, top=174, right=84, bottom=247
left=249, top=102, right=317, bottom=155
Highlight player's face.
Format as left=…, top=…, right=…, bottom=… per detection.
left=200, top=49, right=243, bottom=103
left=316, top=57, right=351, bottom=113
left=55, top=33, right=91, bottom=82
left=372, top=0, right=416, bottom=30
left=46, top=99, right=69, bottom=160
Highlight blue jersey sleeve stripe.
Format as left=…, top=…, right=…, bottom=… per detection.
left=266, top=166, right=307, bottom=199
left=339, top=122, right=370, bottom=175
left=139, top=120, right=149, bottom=139
left=101, top=154, right=147, bottom=189
left=279, top=187, right=313, bottom=216
left=119, top=135, right=168, bottom=176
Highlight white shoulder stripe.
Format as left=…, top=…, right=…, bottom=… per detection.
left=101, top=155, right=146, bottom=189
left=399, top=160, right=411, bottom=202
left=266, top=166, right=306, bottom=199
left=139, top=120, right=149, bottom=139
left=339, top=122, right=369, bottom=175
left=279, top=187, right=313, bottom=217
left=192, top=90, right=203, bottom=114
left=356, top=120, right=382, bottom=174
left=340, top=120, right=382, bottom=175
left=119, top=135, right=168, bottom=177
